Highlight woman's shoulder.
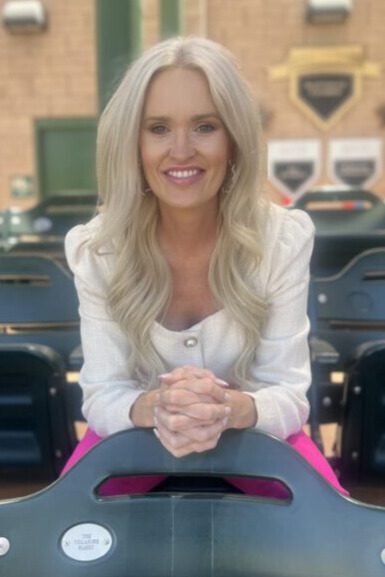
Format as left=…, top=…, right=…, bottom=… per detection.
left=263, top=201, right=315, bottom=251
left=65, top=214, right=113, bottom=280
left=256, top=202, right=315, bottom=291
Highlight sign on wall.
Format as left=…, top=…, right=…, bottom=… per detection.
left=270, top=46, right=381, bottom=130
left=329, top=138, right=383, bottom=188
left=298, top=73, right=353, bottom=123
left=268, top=139, right=321, bottom=201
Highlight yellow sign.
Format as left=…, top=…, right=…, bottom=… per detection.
left=270, top=46, right=381, bottom=130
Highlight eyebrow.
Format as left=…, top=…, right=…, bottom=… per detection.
left=143, top=113, right=221, bottom=122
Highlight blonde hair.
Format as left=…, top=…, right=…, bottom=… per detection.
left=94, top=36, right=268, bottom=387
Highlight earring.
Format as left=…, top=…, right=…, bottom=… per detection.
left=222, top=161, right=236, bottom=195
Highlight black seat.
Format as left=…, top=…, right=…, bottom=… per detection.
left=0, top=344, right=77, bottom=480
left=0, top=253, right=81, bottom=368
left=308, top=248, right=385, bottom=456
left=294, top=187, right=385, bottom=277
left=339, top=341, right=385, bottom=483
left=294, top=187, right=385, bottom=236
left=312, top=248, right=385, bottom=365
left=1, top=428, right=385, bottom=577
left=1, top=192, right=98, bottom=241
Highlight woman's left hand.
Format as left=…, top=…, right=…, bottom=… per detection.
left=153, top=365, right=257, bottom=457
left=153, top=366, right=230, bottom=457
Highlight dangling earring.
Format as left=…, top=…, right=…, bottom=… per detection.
left=222, top=161, right=236, bottom=195
left=138, top=157, right=151, bottom=197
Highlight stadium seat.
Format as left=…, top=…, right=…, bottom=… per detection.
left=339, top=341, right=385, bottom=483
left=1, top=428, right=385, bottom=576
left=0, top=253, right=80, bottom=368
left=308, top=248, right=385, bottom=459
left=0, top=343, right=77, bottom=480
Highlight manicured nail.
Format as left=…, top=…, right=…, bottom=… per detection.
left=216, top=378, right=229, bottom=387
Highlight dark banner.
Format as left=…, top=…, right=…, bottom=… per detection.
left=273, top=162, right=314, bottom=194
left=335, top=160, right=376, bottom=187
left=268, top=140, right=321, bottom=201
left=298, top=73, right=353, bottom=121
left=329, top=139, right=382, bottom=189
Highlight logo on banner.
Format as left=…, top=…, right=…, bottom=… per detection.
left=329, top=139, right=383, bottom=188
left=268, top=140, right=321, bottom=201
left=270, top=46, right=381, bottom=130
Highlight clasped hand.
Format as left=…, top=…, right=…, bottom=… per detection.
left=153, top=365, right=231, bottom=458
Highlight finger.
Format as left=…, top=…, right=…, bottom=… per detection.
left=154, top=421, right=193, bottom=453
left=165, top=402, right=231, bottom=423
left=159, top=366, right=217, bottom=384
left=180, top=417, right=229, bottom=443
left=155, top=404, right=229, bottom=433
left=154, top=427, right=221, bottom=458
left=163, top=378, right=230, bottom=404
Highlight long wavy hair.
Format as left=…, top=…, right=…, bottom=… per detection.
left=93, top=36, right=269, bottom=388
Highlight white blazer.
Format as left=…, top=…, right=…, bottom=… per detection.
left=65, top=202, right=315, bottom=440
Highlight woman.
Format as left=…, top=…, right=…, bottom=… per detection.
left=64, top=36, right=345, bottom=494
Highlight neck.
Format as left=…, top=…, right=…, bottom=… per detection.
left=158, top=205, right=219, bottom=254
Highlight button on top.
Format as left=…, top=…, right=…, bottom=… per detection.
left=184, top=337, right=198, bottom=348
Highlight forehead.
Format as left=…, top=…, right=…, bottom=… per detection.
left=143, top=67, right=218, bottom=116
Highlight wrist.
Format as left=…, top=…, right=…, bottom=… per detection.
left=130, top=389, right=158, bottom=428
left=227, top=390, right=258, bottom=429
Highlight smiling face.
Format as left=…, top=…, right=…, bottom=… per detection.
left=139, top=67, right=231, bottom=215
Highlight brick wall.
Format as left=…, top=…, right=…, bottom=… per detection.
left=203, top=0, right=385, bottom=200
left=1, top=0, right=384, bottom=209
left=0, top=0, right=96, bottom=209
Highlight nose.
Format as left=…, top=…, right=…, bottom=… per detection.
left=169, top=129, right=195, bottom=160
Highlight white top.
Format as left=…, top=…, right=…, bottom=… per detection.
left=65, top=203, right=315, bottom=440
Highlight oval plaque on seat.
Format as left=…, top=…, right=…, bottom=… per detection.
left=61, top=523, right=113, bottom=562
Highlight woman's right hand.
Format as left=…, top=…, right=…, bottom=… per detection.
left=153, top=366, right=232, bottom=457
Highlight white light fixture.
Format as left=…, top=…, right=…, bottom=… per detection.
left=307, top=0, right=353, bottom=24
left=2, top=0, right=47, bottom=33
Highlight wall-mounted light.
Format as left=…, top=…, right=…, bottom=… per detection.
left=306, top=0, right=353, bottom=24
left=2, top=1, right=47, bottom=33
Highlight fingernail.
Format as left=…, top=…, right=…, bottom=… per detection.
left=225, top=405, right=231, bottom=415
left=216, top=378, right=229, bottom=387
left=153, top=428, right=160, bottom=439
left=159, top=373, right=172, bottom=379
left=224, top=393, right=231, bottom=402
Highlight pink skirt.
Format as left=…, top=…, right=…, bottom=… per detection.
left=62, top=428, right=348, bottom=498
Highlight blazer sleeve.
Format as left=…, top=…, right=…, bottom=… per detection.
left=65, top=221, right=145, bottom=438
left=244, top=208, right=315, bottom=439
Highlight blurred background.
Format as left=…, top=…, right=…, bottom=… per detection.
left=0, top=0, right=384, bottom=213
left=1, top=0, right=385, bottom=501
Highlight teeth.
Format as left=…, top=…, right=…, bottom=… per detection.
left=167, top=169, right=199, bottom=178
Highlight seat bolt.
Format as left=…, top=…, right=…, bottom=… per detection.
left=0, top=537, right=10, bottom=556
left=322, top=396, right=332, bottom=407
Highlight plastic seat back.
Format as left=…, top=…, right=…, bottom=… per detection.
left=1, top=429, right=385, bottom=577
